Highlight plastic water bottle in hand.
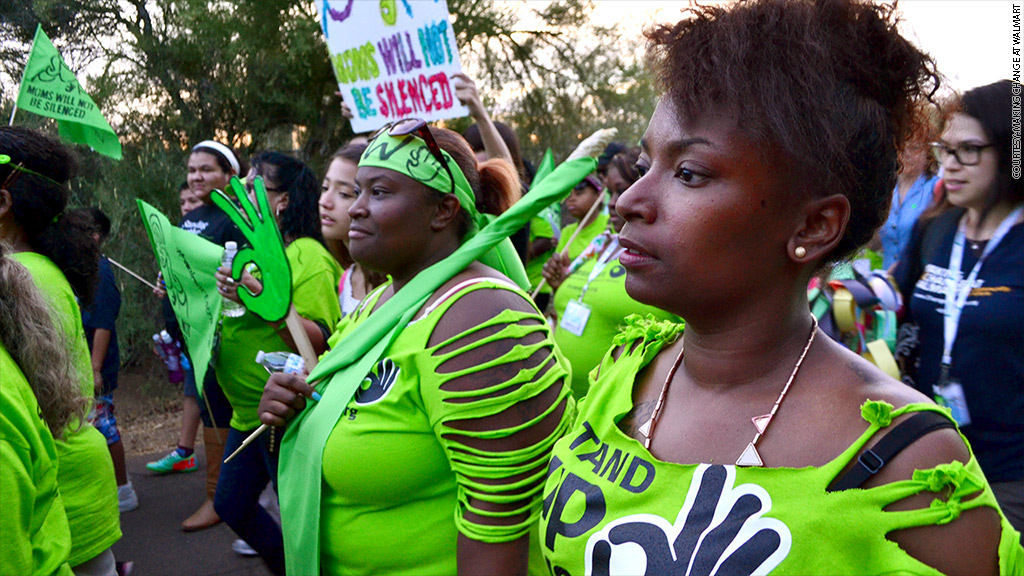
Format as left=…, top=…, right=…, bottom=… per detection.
left=221, top=241, right=246, bottom=318
left=159, top=330, right=186, bottom=383
left=256, top=350, right=305, bottom=375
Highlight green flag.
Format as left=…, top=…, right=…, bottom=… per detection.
left=15, top=25, right=122, bottom=160
left=137, top=200, right=223, bottom=392
left=532, top=148, right=556, bottom=186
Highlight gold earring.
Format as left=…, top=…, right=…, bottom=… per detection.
left=794, top=246, right=807, bottom=258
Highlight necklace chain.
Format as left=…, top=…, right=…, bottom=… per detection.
left=639, top=316, right=819, bottom=467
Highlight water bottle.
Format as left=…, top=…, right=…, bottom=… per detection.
left=255, top=350, right=305, bottom=375
left=153, top=333, right=167, bottom=363
left=159, top=330, right=186, bottom=383
left=221, top=241, right=246, bottom=318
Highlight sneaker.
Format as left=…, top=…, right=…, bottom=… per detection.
left=145, top=449, right=197, bottom=474
left=232, top=539, right=259, bottom=557
left=118, top=482, right=139, bottom=512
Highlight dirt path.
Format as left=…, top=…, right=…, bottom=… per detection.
left=115, top=357, right=190, bottom=456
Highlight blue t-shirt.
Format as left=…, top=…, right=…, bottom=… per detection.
left=880, top=174, right=938, bottom=270
left=81, top=257, right=120, bottom=394
left=893, top=208, right=1024, bottom=483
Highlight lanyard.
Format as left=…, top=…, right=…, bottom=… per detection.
left=579, top=236, right=622, bottom=300
left=942, top=206, right=1024, bottom=368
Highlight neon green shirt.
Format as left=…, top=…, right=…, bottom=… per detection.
left=553, top=247, right=679, bottom=399
left=541, top=316, right=1024, bottom=575
left=554, top=213, right=609, bottom=263
left=1, top=344, right=74, bottom=576
left=316, top=278, right=572, bottom=576
left=216, top=237, right=342, bottom=431
left=12, top=252, right=121, bottom=567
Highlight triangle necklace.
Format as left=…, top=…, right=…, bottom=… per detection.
left=640, top=316, right=819, bottom=467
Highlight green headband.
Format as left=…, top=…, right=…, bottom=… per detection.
left=358, top=133, right=485, bottom=234
left=0, top=153, right=66, bottom=189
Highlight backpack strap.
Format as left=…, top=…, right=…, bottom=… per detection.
left=827, top=410, right=956, bottom=492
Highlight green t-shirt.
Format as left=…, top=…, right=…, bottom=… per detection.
left=540, top=316, right=1024, bottom=576
left=216, top=237, right=342, bottom=431
left=12, top=252, right=121, bottom=567
left=1, top=344, right=74, bottom=576
left=553, top=245, right=679, bottom=399
left=316, top=278, right=572, bottom=576
left=554, top=213, right=609, bottom=263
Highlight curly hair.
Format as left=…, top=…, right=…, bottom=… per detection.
left=1, top=127, right=100, bottom=303
left=645, top=0, right=940, bottom=262
left=0, top=242, right=88, bottom=437
left=250, top=151, right=325, bottom=245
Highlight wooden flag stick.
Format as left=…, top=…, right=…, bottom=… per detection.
left=224, top=305, right=319, bottom=463
left=530, top=191, right=606, bottom=299
left=106, top=256, right=159, bottom=291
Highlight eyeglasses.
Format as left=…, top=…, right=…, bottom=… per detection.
left=929, top=141, right=994, bottom=166
left=370, top=118, right=455, bottom=195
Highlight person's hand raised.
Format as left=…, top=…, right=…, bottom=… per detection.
left=542, top=251, right=571, bottom=292
left=451, top=73, right=486, bottom=120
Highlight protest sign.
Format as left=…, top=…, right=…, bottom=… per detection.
left=319, top=0, right=469, bottom=132
left=137, top=200, right=223, bottom=392
left=14, top=25, right=122, bottom=160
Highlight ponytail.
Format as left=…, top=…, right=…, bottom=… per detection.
left=432, top=128, right=522, bottom=238
left=477, top=158, right=521, bottom=215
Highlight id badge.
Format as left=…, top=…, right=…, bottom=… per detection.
left=933, top=380, right=972, bottom=427
left=561, top=299, right=592, bottom=337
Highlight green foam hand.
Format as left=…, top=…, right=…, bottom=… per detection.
left=210, top=176, right=292, bottom=322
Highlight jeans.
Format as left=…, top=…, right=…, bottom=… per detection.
left=213, top=426, right=284, bottom=576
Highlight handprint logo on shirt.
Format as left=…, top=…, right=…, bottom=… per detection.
left=354, top=358, right=400, bottom=405
left=211, top=176, right=292, bottom=322
left=585, top=464, right=790, bottom=576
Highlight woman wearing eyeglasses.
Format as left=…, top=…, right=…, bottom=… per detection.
left=259, top=121, right=572, bottom=576
left=211, top=151, right=342, bottom=575
left=894, top=80, right=1024, bottom=539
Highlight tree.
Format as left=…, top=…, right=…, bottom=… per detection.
left=449, top=0, right=657, bottom=162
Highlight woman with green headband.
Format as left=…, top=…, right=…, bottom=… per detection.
left=259, top=122, right=573, bottom=575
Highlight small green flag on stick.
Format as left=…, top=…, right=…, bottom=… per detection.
left=137, top=200, right=222, bottom=391
left=13, top=25, right=122, bottom=160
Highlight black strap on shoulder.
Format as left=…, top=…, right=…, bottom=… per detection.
left=826, top=410, right=956, bottom=492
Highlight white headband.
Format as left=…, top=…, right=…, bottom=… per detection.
left=192, top=140, right=240, bottom=174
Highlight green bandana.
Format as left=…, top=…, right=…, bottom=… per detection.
left=357, top=132, right=529, bottom=289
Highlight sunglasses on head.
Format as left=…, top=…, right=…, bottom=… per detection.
left=369, top=118, right=455, bottom=195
